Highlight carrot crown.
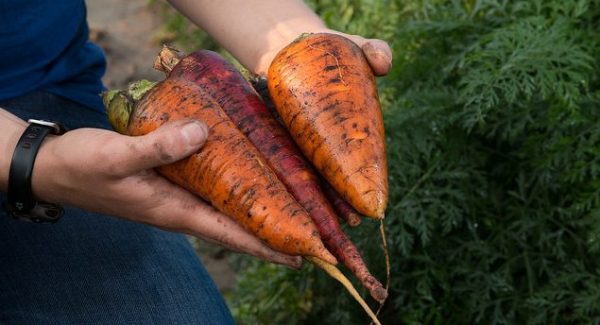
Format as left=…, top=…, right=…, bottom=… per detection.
left=154, top=45, right=185, bottom=74
left=103, top=89, right=133, bottom=134
left=102, top=79, right=156, bottom=134
left=128, top=79, right=157, bottom=101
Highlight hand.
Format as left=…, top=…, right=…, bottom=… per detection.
left=257, top=29, right=393, bottom=77
left=32, top=119, right=302, bottom=269
left=324, top=30, right=393, bottom=77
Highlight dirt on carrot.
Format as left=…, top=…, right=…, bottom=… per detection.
left=250, top=75, right=364, bottom=228
left=105, top=77, right=337, bottom=265
left=155, top=47, right=387, bottom=302
left=268, top=32, right=389, bottom=220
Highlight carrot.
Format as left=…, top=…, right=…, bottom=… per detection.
left=251, top=75, right=362, bottom=227
left=154, top=47, right=386, bottom=302
left=104, top=77, right=336, bottom=265
left=267, top=33, right=388, bottom=220
left=321, top=180, right=362, bottom=227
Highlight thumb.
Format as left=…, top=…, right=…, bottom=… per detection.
left=325, top=31, right=393, bottom=76
left=360, top=39, right=393, bottom=76
left=114, top=119, right=209, bottom=175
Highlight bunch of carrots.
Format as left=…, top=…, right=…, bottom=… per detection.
left=103, top=33, right=389, bottom=324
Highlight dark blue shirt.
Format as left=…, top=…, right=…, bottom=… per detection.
left=0, top=1, right=106, bottom=112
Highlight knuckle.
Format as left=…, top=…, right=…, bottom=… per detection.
left=152, top=140, right=176, bottom=165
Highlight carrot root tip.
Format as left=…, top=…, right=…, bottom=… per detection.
left=306, top=256, right=382, bottom=325
left=347, top=212, right=362, bottom=227
left=371, top=286, right=388, bottom=304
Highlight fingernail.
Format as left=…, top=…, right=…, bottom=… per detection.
left=363, top=41, right=392, bottom=64
left=180, top=121, right=208, bottom=146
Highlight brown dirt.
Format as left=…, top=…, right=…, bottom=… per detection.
left=86, top=0, right=164, bottom=88
left=86, top=0, right=236, bottom=294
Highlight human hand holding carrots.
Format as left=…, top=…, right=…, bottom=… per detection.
left=29, top=118, right=302, bottom=269
left=252, top=28, right=393, bottom=77
left=103, top=61, right=385, bottom=321
left=91, top=0, right=393, bottom=305
left=153, top=46, right=386, bottom=301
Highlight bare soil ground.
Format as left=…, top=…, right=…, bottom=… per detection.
left=86, top=0, right=236, bottom=294
left=86, top=0, right=164, bottom=88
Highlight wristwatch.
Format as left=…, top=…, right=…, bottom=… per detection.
left=4, top=119, right=67, bottom=223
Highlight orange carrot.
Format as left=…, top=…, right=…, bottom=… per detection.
left=268, top=33, right=388, bottom=219
left=251, top=75, right=363, bottom=227
left=105, top=77, right=336, bottom=265
left=154, top=47, right=386, bottom=302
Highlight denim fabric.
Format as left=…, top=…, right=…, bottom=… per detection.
left=0, top=92, right=234, bottom=325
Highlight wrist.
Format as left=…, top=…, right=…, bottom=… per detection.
left=0, top=123, right=26, bottom=192
left=30, top=134, right=63, bottom=204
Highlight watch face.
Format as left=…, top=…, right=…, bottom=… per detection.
left=4, top=202, right=64, bottom=224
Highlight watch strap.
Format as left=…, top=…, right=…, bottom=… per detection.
left=6, top=120, right=65, bottom=223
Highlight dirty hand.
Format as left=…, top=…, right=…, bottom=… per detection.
left=31, top=119, right=302, bottom=269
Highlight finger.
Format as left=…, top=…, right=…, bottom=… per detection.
left=325, top=32, right=393, bottom=76
left=178, top=202, right=303, bottom=269
left=114, top=173, right=302, bottom=269
left=108, top=119, right=209, bottom=176
left=360, top=39, right=393, bottom=76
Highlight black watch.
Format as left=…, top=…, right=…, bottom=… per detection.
left=4, top=119, right=67, bottom=223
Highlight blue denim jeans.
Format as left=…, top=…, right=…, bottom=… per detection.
left=0, top=92, right=234, bottom=324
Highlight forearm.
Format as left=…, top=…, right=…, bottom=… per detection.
left=167, top=0, right=327, bottom=76
left=0, top=108, right=27, bottom=192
